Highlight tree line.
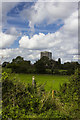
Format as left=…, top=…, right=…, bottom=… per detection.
left=2, top=56, right=80, bottom=75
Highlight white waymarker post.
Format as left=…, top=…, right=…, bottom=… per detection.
left=32, top=76, right=36, bottom=88
left=32, top=76, right=35, bottom=86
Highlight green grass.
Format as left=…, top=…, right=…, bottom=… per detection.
left=11, top=73, right=69, bottom=91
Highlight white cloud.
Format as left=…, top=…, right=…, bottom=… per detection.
left=63, top=10, right=78, bottom=35
left=0, top=2, right=2, bottom=31
left=5, top=27, right=21, bottom=36
left=19, top=32, right=62, bottom=49
left=1, top=0, right=44, bottom=1
left=1, top=0, right=80, bottom=2
left=19, top=10, right=78, bottom=50
left=0, top=48, right=41, bottom=64
left=68, top=49, right=78, bottom=54
left=19, top=9, right=78, bottom=63
left=36, top=0, right=79, bottom=2
left=20, top=2, right=77, bottom=33
left=0, top=27, right=21, bottom=48
left=0, top=32, right=18, bottom=48
left=1, top=2, right=79, bottom=63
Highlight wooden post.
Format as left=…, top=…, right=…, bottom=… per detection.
left=52, top=90, right=54, bottom=99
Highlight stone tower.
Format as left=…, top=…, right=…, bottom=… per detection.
left=40, top=51, right=52, bottom=60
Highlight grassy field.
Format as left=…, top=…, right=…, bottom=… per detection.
left=11, top=73, right=69, bottom=91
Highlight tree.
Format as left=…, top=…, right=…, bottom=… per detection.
left=6, top=56, right=32, bottom=73
left=40, top=56, right=49, bottom=68
left=12, top=56, right=24, bottom=63
left=2, top=62, right=9, bottom=67
left=34, top=60, right=46, bottom=74
left=57, top=58, right=61, bottom=69
left=48, top=59, right=56, bottom=74
left=58, top=58, right=61, bottom=65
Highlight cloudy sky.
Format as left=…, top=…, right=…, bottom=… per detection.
left=0, top=0, right=79, bottom=63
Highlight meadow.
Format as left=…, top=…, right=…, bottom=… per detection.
left=11, top=73, right=69, bottom=91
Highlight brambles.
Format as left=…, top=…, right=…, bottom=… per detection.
left=58, top=69, right=80, bottom=119
left=2, top=72, right=57, bottom=118
left=1, top=69, right=80, bottom=118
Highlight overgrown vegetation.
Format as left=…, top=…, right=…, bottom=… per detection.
left=58, top=69, right=80, bottom=119
left=1, top=69, right=80, bottom=119
left=1, top=72, right=60, bottom=118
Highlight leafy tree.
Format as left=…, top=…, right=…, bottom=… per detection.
left=37, top=56, right=57, bottom=74
left=2, top=62, right=9, bottom=67
left=60, top=62, right=80, bottom=75
left=49, top=59, right=56, bottom=74
left=6, top=56, right=32, bottom=73
left=58, top=58, right=61, bottom=65
left=12, top=56, right=24, bottom=63
left=34, top=60, right=46, bottom=74
left=40, top=56, right=49, bottom=67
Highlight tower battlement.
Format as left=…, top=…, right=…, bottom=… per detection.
left=40, top=51, right=52, bottom=60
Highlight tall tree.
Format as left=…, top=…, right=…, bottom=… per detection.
left=34, top=60, right=46, bottom=74
left=12, top=56, right=24, bottom=63
left=58, top=58, right=61, bottom=65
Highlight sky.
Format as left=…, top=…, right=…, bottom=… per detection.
left=0, top=0, right=79, bottom=64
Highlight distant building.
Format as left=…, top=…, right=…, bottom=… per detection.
left=40, top=51, right=52, bottom=60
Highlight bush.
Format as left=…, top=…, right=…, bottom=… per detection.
left=2, top=68, right=12, bottom=74
left=59, top=70, right=67, bottom=75
left=46, top=69, right=52, bottom=74
left=2, top=72, right=57, bottom=118
left=58, top=69, right=80, bottom=119
left=53, top=69, right=60, bottom=75
left=2, top=70, right=79, bottom=119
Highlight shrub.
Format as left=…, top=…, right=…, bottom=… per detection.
left=2, top=72, right=57, bottom=118
left=58, top=69, right=80, bottom=119
left=53, top=69, right=60, bottom=75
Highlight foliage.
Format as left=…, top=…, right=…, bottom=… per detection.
left=2, top=68, right=12, bottom=73
left=3, top=56, right=80, bottom=75
left=1, top=70, right=80, bottom=119
left=58, top=69, right=80, bottom=119
left=34, top=59, right=46, bottom=74
left=6, top=56, right=33, bottom=73
left=12, top=56, right=24, bottom=63
left=58, top=58, right=61, bottom=65
left=2, top=72, right=58, bottom=118
left=59, top=70, right=67, bottom=75
left=2, top=62, right=9, bottom=67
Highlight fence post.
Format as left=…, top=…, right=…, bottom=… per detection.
left=52, top=90, right=54, bottom=99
